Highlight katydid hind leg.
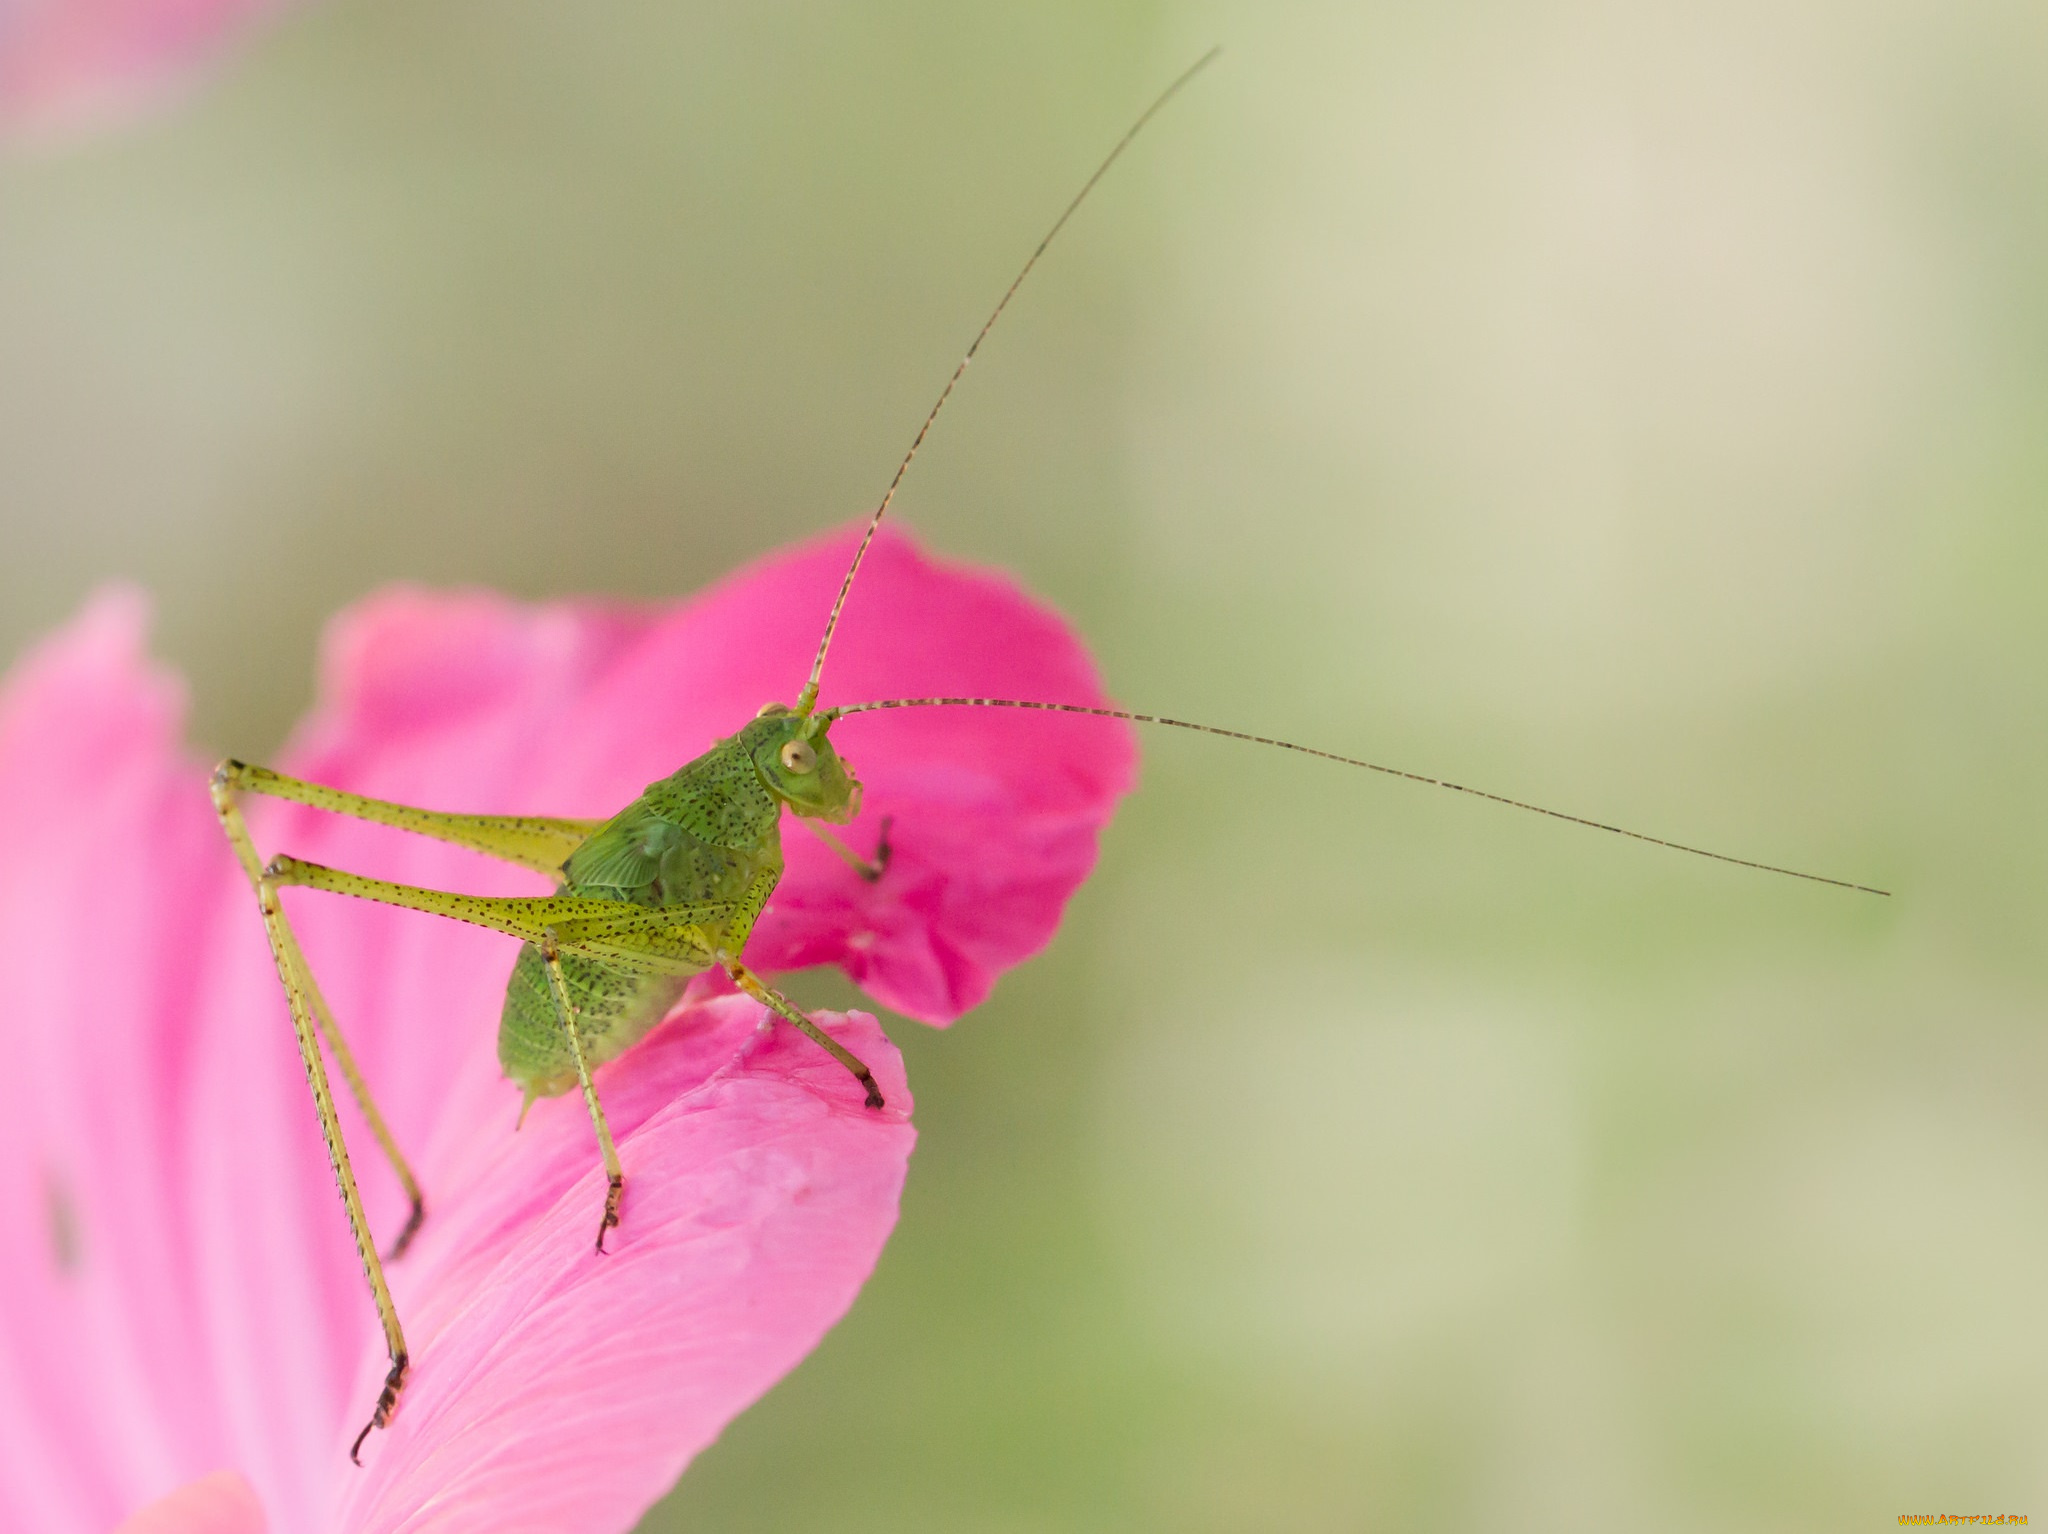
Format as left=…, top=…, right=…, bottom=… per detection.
left=211, top=771, right=411, bottom=1460
left=261, top=853, right=718, bottom=977
left=296, top=957, right=426, bottom=1262
left=212, top=762, right=432, bottom=1257
left=216, top=757, right=601, bottom=876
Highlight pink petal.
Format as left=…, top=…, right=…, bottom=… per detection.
left=0, top=0, right=281, bottom=137
left=331, top=998, right=911, bottom=1534
left=0, top=589, right=241, bottom=1530
left=0, top=533, right=1124, bottom=1533
left=185, top=875, right=913, bottom=1529
left=115, top=1471, right=267, bottom=1534
left=281, top=523, right=1137, bottom=1023
left=187, top=527, right=1112, bottom=1523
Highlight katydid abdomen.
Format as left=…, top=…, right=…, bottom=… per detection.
left=498, top=949, right=691, bottom=1102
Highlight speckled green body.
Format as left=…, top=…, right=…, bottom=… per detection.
left=498, top=707, right=860, bottom=1098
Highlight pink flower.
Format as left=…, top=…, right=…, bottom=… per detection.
left=0, top=527, right=1136, bottom=1533
left=0, top=0, right=284, bottom=137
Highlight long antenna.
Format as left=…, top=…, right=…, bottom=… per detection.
left=793, top=48, right=1222, bottom=716
left=828, top=696, right=1892, bottom=897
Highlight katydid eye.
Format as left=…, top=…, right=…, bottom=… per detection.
left=780, top=739, right=818, bottom=774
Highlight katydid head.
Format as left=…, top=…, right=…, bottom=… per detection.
left=749, top=703, right=862, bottom=824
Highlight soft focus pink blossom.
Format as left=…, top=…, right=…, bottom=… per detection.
left=116, top=1470, right=266, bottom=1534
left=0, top=526, right=1135, bottom=1533
left=0, top=0, right=282, bottom=137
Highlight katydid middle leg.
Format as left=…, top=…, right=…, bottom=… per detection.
left=538, top=932, right=628, bottom=1253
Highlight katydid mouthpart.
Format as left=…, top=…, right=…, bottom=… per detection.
left=210, top=48, right=1885, bottom=1465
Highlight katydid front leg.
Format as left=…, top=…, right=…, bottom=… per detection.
left=724, top=959, right=886, bottom=1109
left=805, top=814, right=894, bottom=882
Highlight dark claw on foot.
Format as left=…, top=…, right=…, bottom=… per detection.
left=351, top=1355, right=408, bottom=1466
left=383, top=1196, right=426, bottom=1263
left=595, top=1175, right=624, bottom=1253
left=860, top=815, right=895, bottom=883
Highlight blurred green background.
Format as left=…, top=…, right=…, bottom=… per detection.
left=3, top=2, right=2043, bottom=1529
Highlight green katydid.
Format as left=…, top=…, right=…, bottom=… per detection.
left=209, top=50, right=1887, bottom=1465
